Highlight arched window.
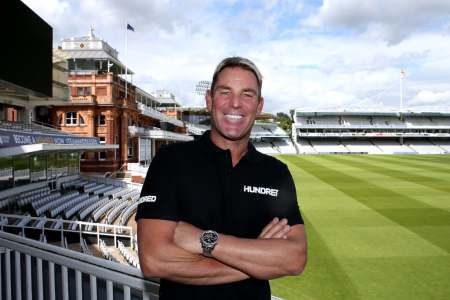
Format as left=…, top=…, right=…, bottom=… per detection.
left=79, top=115, right=85, bottom=125
left=65, top=112, right=77, bottom=125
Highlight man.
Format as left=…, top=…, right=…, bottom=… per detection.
left=136, top=57, right=307, bottom=300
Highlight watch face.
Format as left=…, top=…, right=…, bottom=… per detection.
left=202, top=230, right=218, bottom=246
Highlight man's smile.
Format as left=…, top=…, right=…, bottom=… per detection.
left=224, top=114, right=244, bottom=121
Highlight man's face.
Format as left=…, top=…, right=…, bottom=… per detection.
left=206, top=67, right=264, bottom=143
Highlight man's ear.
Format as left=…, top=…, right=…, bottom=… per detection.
left=205, top=90, right=212, bottom=112
left=257, top=97, right=264, bottom=115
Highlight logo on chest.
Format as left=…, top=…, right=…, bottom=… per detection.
left=243, top=185, right=279, bottom=197
left=139, top=195, right=157, bottom=203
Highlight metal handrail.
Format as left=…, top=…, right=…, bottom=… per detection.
left=0, top=230, right=159, bottom=300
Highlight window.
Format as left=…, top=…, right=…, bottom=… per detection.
left=99, top=137, right=106, bottom=160
left=76, top=86, right=91, bottom=96
left=79, top=115, right=85, bottom=125
left=96, top=86, right=107, bottom=96
left=128, top=139, right=133, bottom=159
left=66, top=112, right=77, bottom=125
left=98, top=114, right=106, bottom=125
left=99, top=151, right=107, bottom=160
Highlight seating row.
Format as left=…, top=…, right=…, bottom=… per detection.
left=117, top=241, right=140, bottom=268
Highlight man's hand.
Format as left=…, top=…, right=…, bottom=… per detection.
left=258, top=217, right=291, bottom=239
left=171, top=218, right=306, bottom=280
left=173, top=221, right=203, bottom=254
left=138, top=219, right=250, bottom=285
left=173, top=218, right=292, bottom=256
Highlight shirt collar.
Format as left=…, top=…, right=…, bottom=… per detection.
left=199, top=130, right=262, bottom=164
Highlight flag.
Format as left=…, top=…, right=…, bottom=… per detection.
left=127, top=23, right=135, bottom=31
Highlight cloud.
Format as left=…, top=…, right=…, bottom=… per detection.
left=304, top=0, right=450, bottom=44
left=409, top=90, right=450, bottom=106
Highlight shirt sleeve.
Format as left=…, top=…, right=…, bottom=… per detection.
left=135, top=146, right=179, bottom=221
left=271, top=164, right=304, bottom=226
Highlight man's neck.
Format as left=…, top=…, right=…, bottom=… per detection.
left=209, top=130, right=249, bottom=167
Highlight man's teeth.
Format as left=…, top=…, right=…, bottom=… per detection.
left=225, top=114, right=243, bottom=120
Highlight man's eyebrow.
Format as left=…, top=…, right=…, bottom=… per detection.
left=214, top=85, right=231, bottom=91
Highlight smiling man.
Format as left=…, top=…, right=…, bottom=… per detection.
left=136, top=57, right=307, bottom=300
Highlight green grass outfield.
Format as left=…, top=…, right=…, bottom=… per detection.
left=270, top=155, right=450, bottom=300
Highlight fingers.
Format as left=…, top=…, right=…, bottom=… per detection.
left=258, top=217, right=279, bottom=238
left=264, top=218, right=288, bottom=238
left=259, top=218, right=291, bottom=239
left=272, top=224, right=290, bottom=239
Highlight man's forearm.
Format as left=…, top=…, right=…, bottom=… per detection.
left=140, top=240, right=249, bottom=285
left=158, top=256, right=249, bottom=285
left=212, top=229, right=306, bottom=280
left=173, top=221, right=307, bottom=280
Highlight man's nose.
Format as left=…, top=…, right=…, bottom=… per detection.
left=230, top=93, right=242, bottom=108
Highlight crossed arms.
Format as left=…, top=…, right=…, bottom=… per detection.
left=137, top=217, right=307, bottom=285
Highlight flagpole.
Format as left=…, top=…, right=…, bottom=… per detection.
left=125, top=21, right=128, bottom=101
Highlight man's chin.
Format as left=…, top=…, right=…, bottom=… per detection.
left=217, top=129, right=251, bottom=142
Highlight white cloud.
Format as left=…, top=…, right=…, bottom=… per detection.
left=304, top=0, right=450, bottom=44
left=409, top=90, right=450, bottom=106
left=22, top=0, right=70, bottom=22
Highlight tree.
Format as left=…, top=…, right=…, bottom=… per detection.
left=275, top=112, right=292, bottom=135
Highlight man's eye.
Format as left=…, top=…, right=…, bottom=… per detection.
left=219, top=90, right=230, bottom=95
left=243, top=92, right=256, bottom=98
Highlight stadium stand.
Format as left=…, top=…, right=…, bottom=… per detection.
left=293, top=109, right=450, bottom=154
left=106, top=201, right=131, bottom=224
left=118, top=240, right=140, bottom=268
left=372, top=140, right=416, bottom=154
left=406, top=140, right=445, bottom=154
left=119, top=201, right=140, bottom=226
left=251, top=122, right=297, bottom=154
left=0, top=4, right=159, bottom=297
left=99, top=239, right=116, bottom=261
left=92, top=199, right=122, bottom=222
left=342, top=140, right=384, bottom=154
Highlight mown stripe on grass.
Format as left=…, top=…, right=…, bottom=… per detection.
left=271, top=215, right=361, bottom=300
left=387, top=154, right=450, bottom=169
left=393, top=155, right=450, bottom=165
left=320, top=155, right=450, bottom=193
left=360, top=155, right=450, bottom=174
left=283, top=155, right=450, bottom=253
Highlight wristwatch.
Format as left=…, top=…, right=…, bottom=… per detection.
left=200, top=230, right=219, bottom=257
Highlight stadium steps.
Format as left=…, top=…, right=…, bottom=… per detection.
left=341, top=141, right=352, bottom=153
left=429, top=140, right=448, bottom=153
left=370, top=140, right=384, bottom=153
left=307, top=139, right=318, bottom=153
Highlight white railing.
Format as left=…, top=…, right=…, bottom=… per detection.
left=0, top=230, right=159, bottom=300
left=127, top=163, right=149, bottom=175
left=186, top=123, right=208, bottom=135
left=0, top=213, right=133, bottom=248
left=137, top=103, right=184, bottom=127
left=295, top=131, right=450, bottom=138
left=128, top=126, right=194, bottom=142
left=81, top=174, right=143, bottom=191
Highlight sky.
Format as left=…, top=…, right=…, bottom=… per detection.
left=23, top=0, right=450, bottom=113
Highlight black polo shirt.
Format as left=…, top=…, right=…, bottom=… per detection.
left=136, top=131, right=303, bottom=300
